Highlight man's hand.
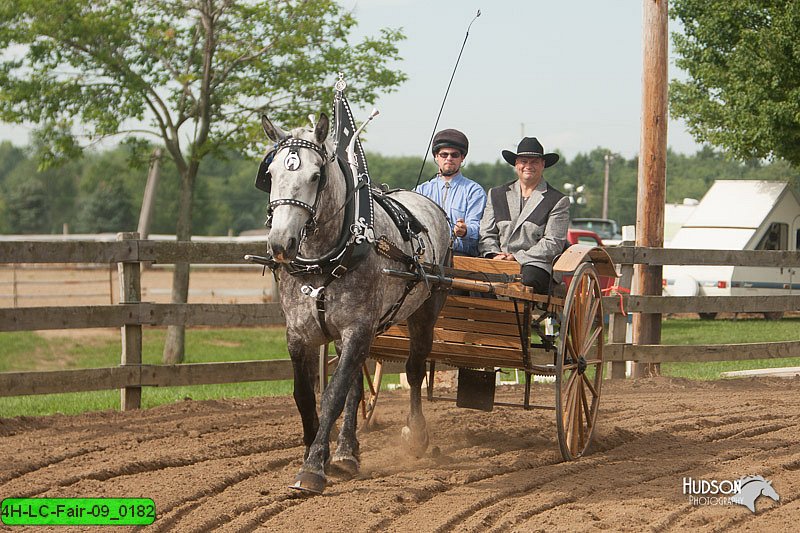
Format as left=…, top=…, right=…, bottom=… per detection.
left=453, top=218, right=467, bottom=238
left=491, top=252, right=515, bottom=261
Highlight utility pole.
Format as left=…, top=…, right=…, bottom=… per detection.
left=632, top=0, right=668, bottom=378
left=602, top=153, right=614, bottom=219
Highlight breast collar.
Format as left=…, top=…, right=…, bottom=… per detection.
left=285, top=153, right=374, bottom=280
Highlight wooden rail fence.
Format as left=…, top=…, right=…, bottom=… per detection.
left=1, top=236, right=799, bottom=410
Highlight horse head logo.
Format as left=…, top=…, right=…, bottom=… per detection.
left=730, top=475, right=780, bottom=513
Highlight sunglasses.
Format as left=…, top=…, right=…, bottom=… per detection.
left=437, top=151, right=462, bottom=159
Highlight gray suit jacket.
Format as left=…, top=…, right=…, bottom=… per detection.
left=478, top=179, right=570, bottom=273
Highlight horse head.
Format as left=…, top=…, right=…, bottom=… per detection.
left=261, top=113, right=330, bottom=263
left=761, top=479, right=780, bottom=501
left=733, top=475, right=780, bottom=513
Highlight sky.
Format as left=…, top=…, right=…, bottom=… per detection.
left=345, top=0, right=703, bottom=163
left=0, top=0, right=704, bottom=164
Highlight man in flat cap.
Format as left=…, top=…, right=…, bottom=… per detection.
left=479, top=137, right=570, bottom=293
left=415, top=129, right=486, bottom=256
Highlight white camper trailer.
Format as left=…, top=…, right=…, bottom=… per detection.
left=663, top=180, right=800, bottom=320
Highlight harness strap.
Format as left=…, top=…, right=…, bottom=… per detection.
left=276, top=136, right=328, bottom=161
left=315, top=293, right=332, bottom=339
left=375, top=236, right=416, bottom=265
left=305, top=191, right=433, bottom=338
left=308, top=233, right=427, bottom=338
left=374, top=261, right=446, bottom=335
left=267, top=198, right=316, bottom=220
left=302, top=242, right=359, bottom=339
left=375, top=281, right=417, bottom=335
left=373, top=191, right=427, bottom=241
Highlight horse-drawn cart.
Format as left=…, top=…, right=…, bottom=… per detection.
left=251, top=75, right=619, bottom=493
left=364, top=246, right=617, bottom=461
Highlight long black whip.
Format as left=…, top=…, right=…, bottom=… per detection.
left=414, top=9, right=481, bottom=190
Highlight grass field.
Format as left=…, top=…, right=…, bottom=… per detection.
left=1, top=316, right=799, bottom=418
left=660, top=316, right=800, bottom=379
left=0, top=327, right=294, bottom=417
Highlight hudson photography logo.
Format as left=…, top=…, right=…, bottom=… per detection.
left=683, top=475, right=780, bottom=513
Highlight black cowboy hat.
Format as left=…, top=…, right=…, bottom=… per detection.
left=502, top=137, right=559, bottom=167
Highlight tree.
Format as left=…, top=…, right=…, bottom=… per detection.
left=4, top=180, right=49, bottom=233
left=75, top=178, right=137, bottom=233
left=0, top=141, right=26, bottom=184
left=0, top=141, right=26, bottom=232
left=2, top=152, right=81, bottom=233
left=365, top=153, right=437, bottom=191
left=670, top=1, right=800, bottom=166
left=0, top=0, right=406, bottom=362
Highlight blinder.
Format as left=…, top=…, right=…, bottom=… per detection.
left=254, top=144, right=278, bottom=193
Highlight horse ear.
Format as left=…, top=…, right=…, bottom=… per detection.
left=315, top=113, right=329, bottom=145
left=261, top=115, right=287, bottom=142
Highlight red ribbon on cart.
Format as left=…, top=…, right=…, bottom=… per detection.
left=601, top=285, right=631, bottom=315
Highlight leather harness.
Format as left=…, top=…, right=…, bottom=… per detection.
left=252, top=81, right=439, bottom=339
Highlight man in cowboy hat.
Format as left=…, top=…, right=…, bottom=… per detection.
left=415, top=128, right=486, bottom=256
left=478, top=137, right=570, bottom=293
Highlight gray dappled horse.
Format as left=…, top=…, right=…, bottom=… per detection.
left=260, top=112, right=451, bottom=494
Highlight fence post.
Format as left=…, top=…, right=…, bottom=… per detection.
left=117, top=232, right=142, bottom=410
left=608, top=255, right=634, bottom=379
left=271, top=275, right=280, bottom=303
left=11, top=263, right=18, bottom=308
left=108, top=263, right=114, bottom=305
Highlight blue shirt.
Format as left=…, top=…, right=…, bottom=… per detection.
left=415, top=173, right=487, bottom=256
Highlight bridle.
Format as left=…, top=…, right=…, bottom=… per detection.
left=264, top=132, right=365, bottom=270
left=264, top=136, right=331, bottom=234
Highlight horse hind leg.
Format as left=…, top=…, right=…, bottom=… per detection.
left=401, top=293, right=445, bottom=457
left=328, top=368, right=363, bottom=478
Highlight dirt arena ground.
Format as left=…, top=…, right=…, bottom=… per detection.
left=1, top=376, right=798, bottom=532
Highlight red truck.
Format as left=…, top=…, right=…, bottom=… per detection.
left=567, top=228, right=604, bottom=247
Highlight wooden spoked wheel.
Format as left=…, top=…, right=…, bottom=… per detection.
left=555, top=262, right=604, bottom=461
left=360, top=361, right=384, bottom=431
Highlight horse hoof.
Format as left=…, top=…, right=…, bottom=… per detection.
left=289, top=471, right=326, bottom=495
left=328, top=455, right=359, bottom=478
left=401, top=425, right=429, bottom=457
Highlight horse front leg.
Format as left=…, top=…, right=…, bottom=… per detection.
left=329, top=366, right=363, bottom=477
left=287, top=337, right=319, bottom=460
left=291, top=327, right=371, bottom=494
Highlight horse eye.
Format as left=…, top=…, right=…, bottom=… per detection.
left=311, top=172, right=320, bottom=182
